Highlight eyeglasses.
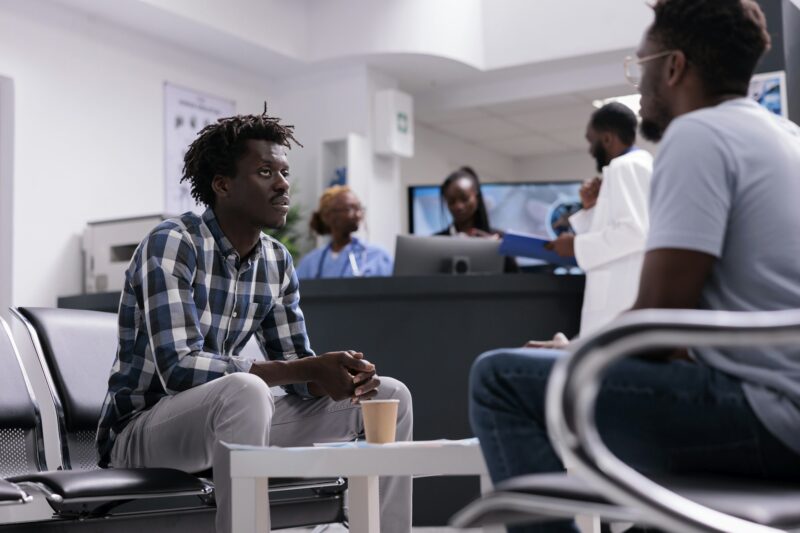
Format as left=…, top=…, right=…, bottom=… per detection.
left=329, top=205, right=365, bottom=215
left=623, top=50, right=676, bottom=87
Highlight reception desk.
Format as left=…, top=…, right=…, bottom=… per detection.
left=58, top=273, right=584, bottom=525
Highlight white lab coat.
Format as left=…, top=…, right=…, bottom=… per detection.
left=569, top=149, right=654, bottom=337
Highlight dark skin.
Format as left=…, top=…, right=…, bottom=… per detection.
left=444, top=177, right=480, bottom=234
left=212, top=139, right=380, bottom=401
left=545, top=126, right=632, bottom=258
left=579, top=177, right=602, bottom=210
left=321, top=191, right=363, bottom=252
left=443, top=177, right=498, bottom=238
left=627, top=28, right=736, bottom=360
left=535, top=28, right=739, bottom=358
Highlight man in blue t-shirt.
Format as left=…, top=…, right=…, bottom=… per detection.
left=469, top=1, right=800, bottom=532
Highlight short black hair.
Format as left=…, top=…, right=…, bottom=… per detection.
left=181, top=106, right=301, bottom=208
left=649, top=0, right=771, bottom=96
left=589, top=102, right=638, bottom=146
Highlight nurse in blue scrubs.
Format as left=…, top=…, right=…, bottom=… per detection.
left=296, top=186, right=393, bottom=279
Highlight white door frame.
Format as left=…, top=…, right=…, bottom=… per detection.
left=0, top=76, right=14, bottom=319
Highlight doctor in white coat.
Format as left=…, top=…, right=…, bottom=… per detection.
left=547, top=103, right=653, bottom=337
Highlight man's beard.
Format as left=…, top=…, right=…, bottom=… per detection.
left=593, top=142, right=608, bottom=173
left=640, top=119, right=665, bottom=142
left=639, top=89, right=672, bottom=142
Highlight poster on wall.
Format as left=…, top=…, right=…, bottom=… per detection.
left=748, top=71, right=788, bottom=118
left=164, top=83, right=235, bottom=215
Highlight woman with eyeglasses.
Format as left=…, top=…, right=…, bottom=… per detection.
left=296, top=185, right=393, bottom=279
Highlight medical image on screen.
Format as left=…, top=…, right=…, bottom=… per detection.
left=748, top=71, right=787, bottom=118
left=410, top=182, right=582, bottom=239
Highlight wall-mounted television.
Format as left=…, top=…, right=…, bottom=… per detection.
left=749, top=70, right=789, bottom=118
left=408, top=181, right=583, bottom=239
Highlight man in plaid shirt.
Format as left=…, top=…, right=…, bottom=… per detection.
left=96, top=110, right=412, bottom=533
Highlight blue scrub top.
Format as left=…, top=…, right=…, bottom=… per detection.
left=296, top=237, right=393, bottom=279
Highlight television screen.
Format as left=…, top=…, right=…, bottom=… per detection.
left=748, top=70, right=788, bottom=118
left=409, top=181, right=583, bottom=239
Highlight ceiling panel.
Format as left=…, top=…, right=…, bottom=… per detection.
left=418, top=88, right=641, bottom=158
left=417, top=107, right=493, bottom=125
left=486, top=94, right=586, bottom=117
left=545, top=130, right=589, bottom=150
left=483, top=134, right=571, bottom=157
left=435, top=116, right=529, bottom=142
left=573, top=84, right=638, bottom=104
left=505, top=104, right=596, bottom=135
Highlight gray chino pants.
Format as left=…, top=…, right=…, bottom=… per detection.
left=110, top=373, right=413, bottom=533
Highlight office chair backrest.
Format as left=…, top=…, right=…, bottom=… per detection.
left=15, top=307, right=117, bottom=471
left=0, top=316, right=45, bottom=477
left=15, top=307, right=268, bottom=472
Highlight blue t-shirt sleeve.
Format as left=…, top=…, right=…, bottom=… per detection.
left=646, top=118, right=733, bottom=259
left=359, top=244, right=393, bottom=277
left=371, top=246, right=394, bottom=277
left=295, top=248, right=321, bottom=279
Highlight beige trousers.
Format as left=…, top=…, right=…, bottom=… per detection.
left=110, top=373, right=413, bottom=533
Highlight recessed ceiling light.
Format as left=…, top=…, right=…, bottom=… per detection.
left=592, top=94, right=641, bottom=116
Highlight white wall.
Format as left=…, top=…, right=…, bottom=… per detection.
left=309, top=0, right=484, bottom=67
left=399, top=122, right=518, bottom=233
left=271, top=65, right=373, bottom=252
left=515, top=140, right=659, bottom=183
left=0, top=2, right=271, bottom=307
left=402, top=123, right=518, bottom=186
left=481, top=0, right=653, bottom=69
left=0, top=76, right=13, bottom=319
left=138, top=0, right=309, bottom=59
left=56, top=0, right=653, bottom=76
left=515, top=151, right=594, bottom=182
left=272, top=66, right=409, bottom=256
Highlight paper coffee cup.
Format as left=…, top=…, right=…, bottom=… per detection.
left=361, top=399, right=399, bottom=444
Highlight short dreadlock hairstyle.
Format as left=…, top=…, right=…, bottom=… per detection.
left=181, top=105, right=302, bottom=208
left=649, top=0, right=771, bottom=96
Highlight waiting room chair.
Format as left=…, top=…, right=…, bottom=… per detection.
left=1, top=310, right=211, bottom=521
left=0, top=479, right=31, bottom=507
left=451, top=308, right=800, bottom=532
left=0, top=318, right=36, bottom=513
left=10, top=306, right=346, bottom=529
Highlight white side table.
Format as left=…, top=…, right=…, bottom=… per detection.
left=224, top=439, right=500, bottom=533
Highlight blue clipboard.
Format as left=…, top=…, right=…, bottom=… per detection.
left=499, top=231, right=578, bottom=267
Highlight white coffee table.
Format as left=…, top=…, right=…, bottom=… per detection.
left=223, top=439, right=500, bottom=533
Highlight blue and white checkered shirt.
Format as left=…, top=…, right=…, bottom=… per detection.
left=96, top=208, right=314, bottom=466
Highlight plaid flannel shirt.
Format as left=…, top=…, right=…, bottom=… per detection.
left=96, top=208, right=314, bottom=466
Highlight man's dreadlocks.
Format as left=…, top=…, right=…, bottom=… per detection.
left=181, top=104, right=302, bottom=207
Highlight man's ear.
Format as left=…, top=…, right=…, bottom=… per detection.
left=211, top=174, right=231, bottom=200
left=666, top=50, right=688, bottom=88
left=601, top=131, right=614, bottom=149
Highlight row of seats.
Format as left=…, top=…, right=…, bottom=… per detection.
left=0, top=307, right=347, bottom=532
left=450, top=308, right=800, bottom=532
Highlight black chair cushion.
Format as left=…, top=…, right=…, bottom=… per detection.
left=498, top=473, right=800, bottom=529
left=8, top=468, right=208, bottom=500
left=0, top=479, right=28, bottom=503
